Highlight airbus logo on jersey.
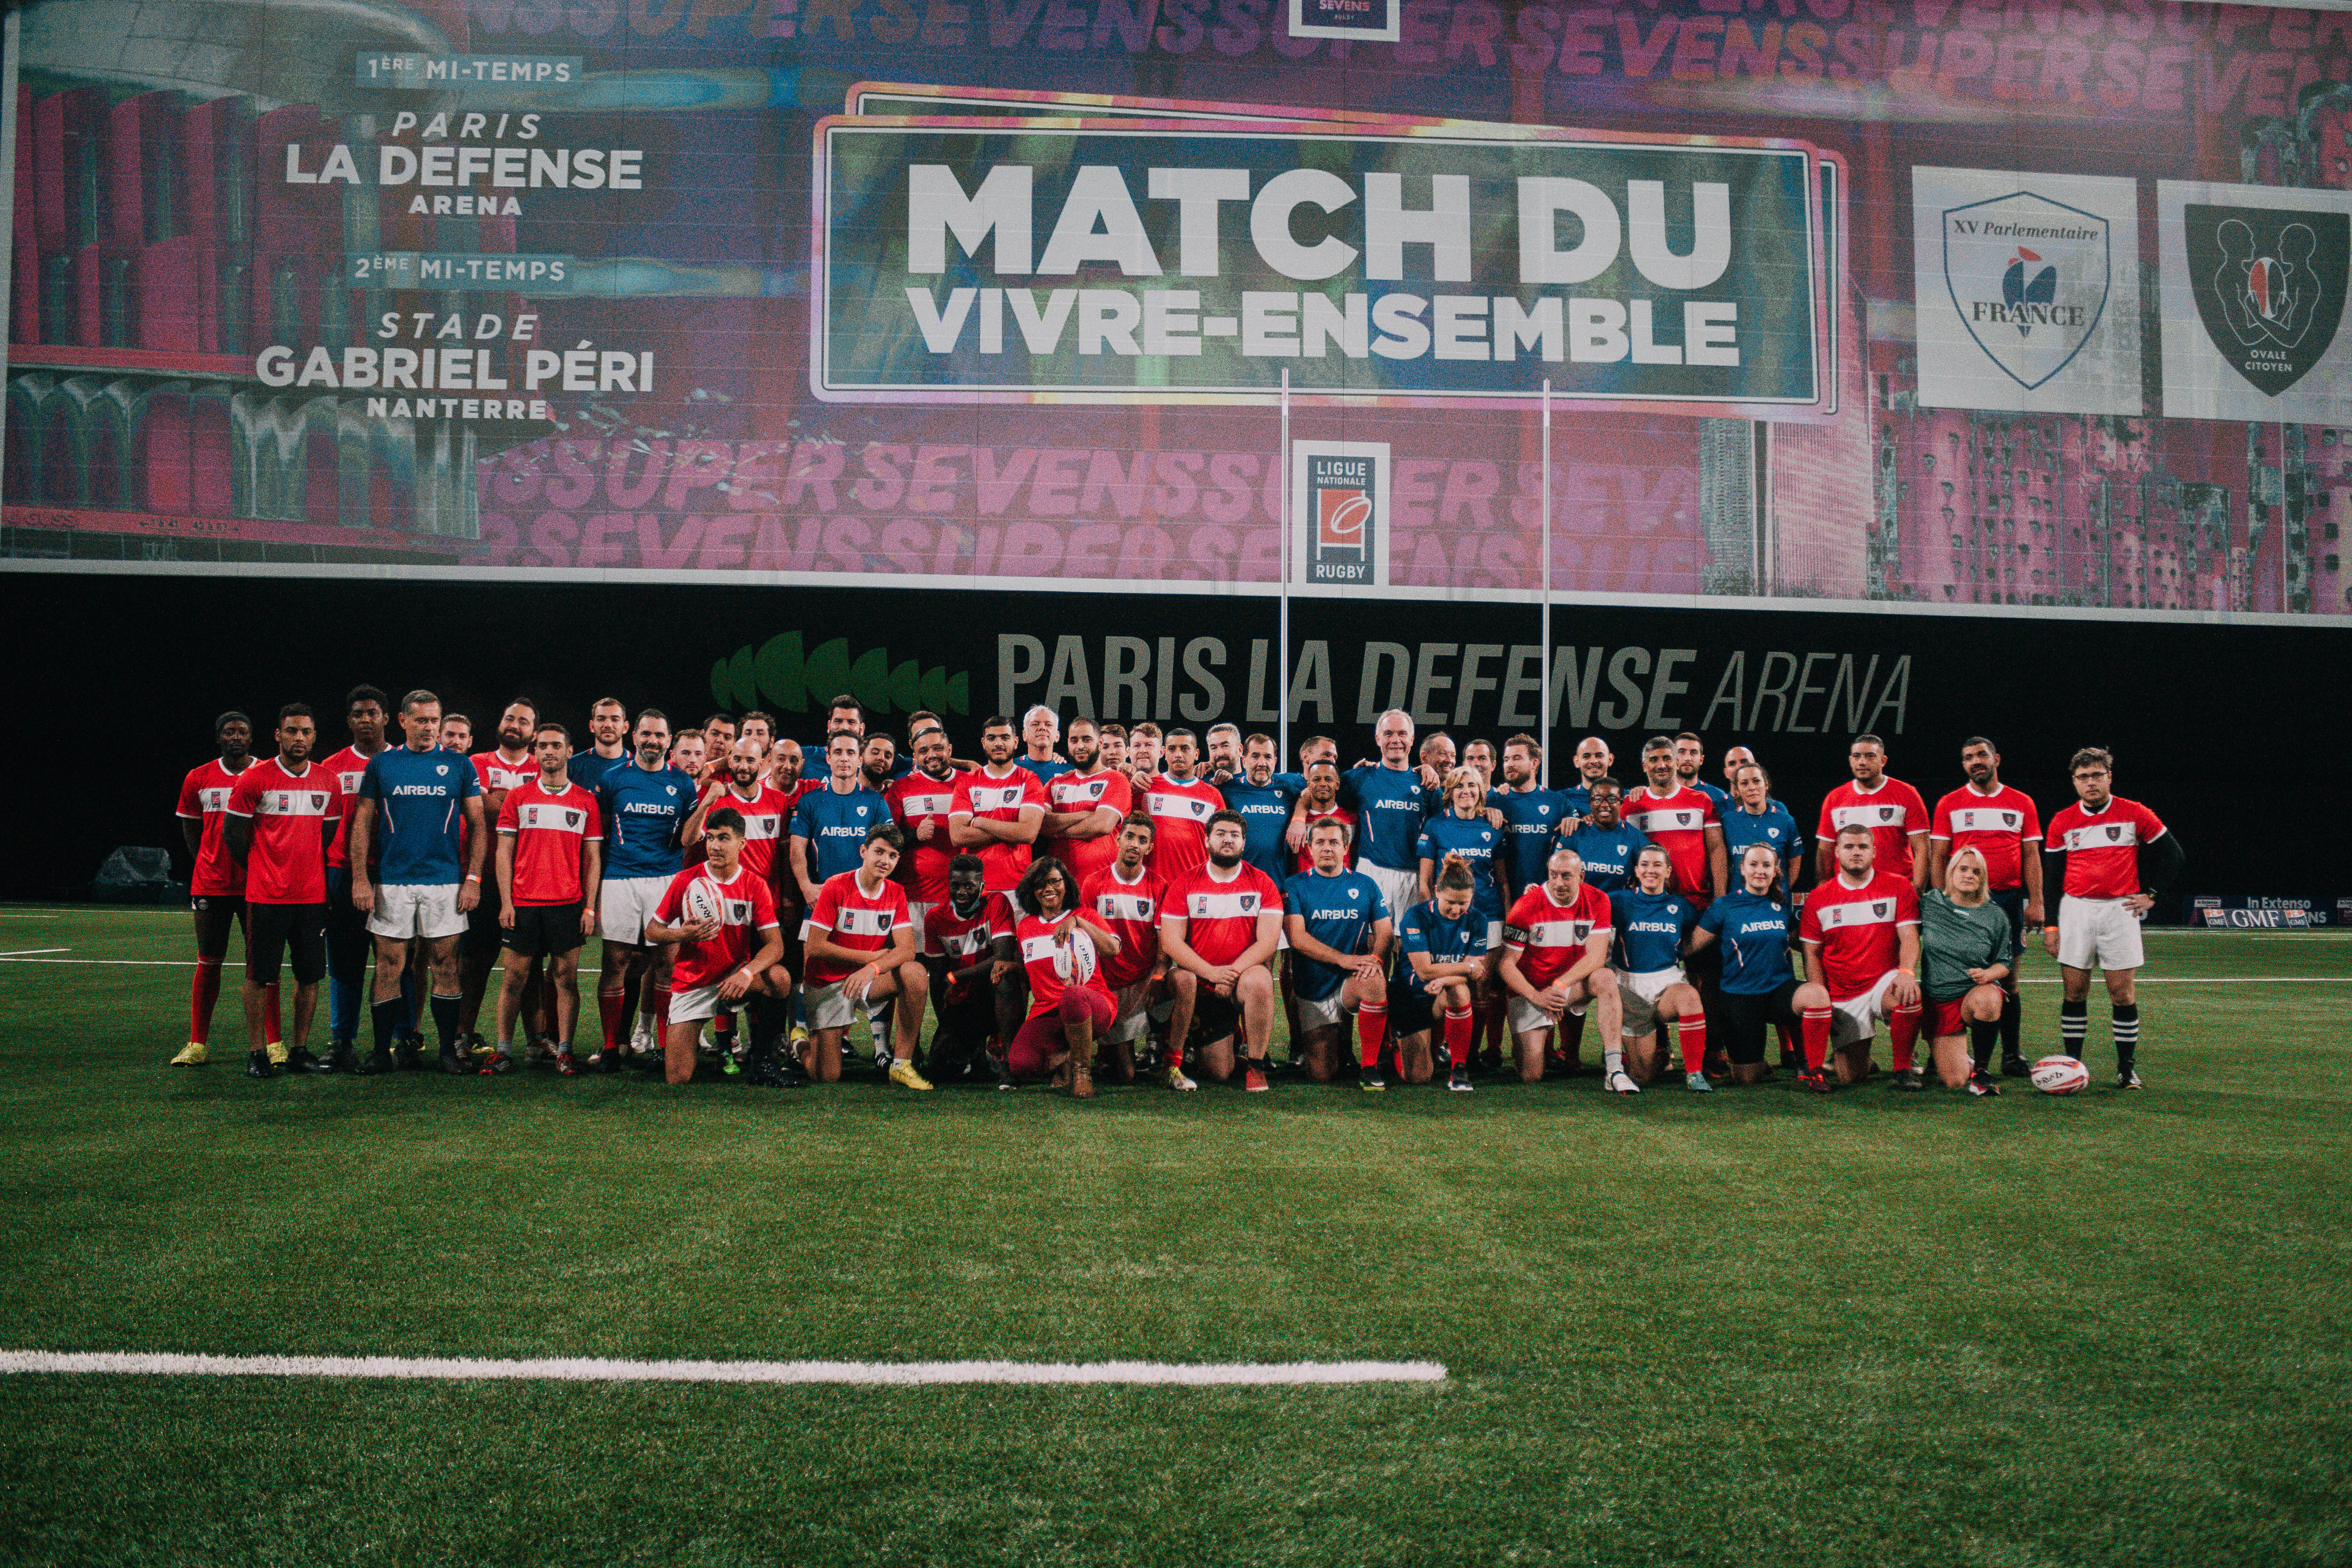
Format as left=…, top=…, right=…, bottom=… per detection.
left=2186, top=203, right=2349, bottom=397
left=386, top=784, right=449, bottom=797
left=1943, top=190, right=2109, bottom=390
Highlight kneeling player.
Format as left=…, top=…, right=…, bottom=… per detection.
left=644, top=809, right=798, bottom=1087
left=1793, top=824, right=1924, bottom=1090
left=1160, top=811, right=1284, bottom=1090
left=920, top=853, right=1000, bottom=1083
left=1282, top=819, right=1394, bottom=1087
left=1497, top=848, right=1619, bottom=1083
left=1392, top=854, right=1491, bottom=1092
left=1006, top=857, right=1121, bottom=1098
left=801, top=824, right=932, bottom=1089
left=1606, top=847, right=1706, bottom=1094
left=1686, top=843, right=1798, bottom=1086
left=1078, top=814, right=1166, bottom=1083
left=1919, top=848, right=2011, bottom=1095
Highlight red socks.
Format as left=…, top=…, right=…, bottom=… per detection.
left=652, top=985, right=672, bottom=1038
left=264, top=982, right=283, bottom=1045
left=1442, top=1005, right=1473, bottom=1065
left=1355, top=999, right=1387, bottom=1069
left=1889, top=1001, right=1923, bottom=1071
left=189, top=959, right=222, bottom=1045
left=1801, top=1006, right=1832, bottom=1073
left=1677, top=1012, right=1708, bottom=1075
left=1775, top=1021, right=1798, bottom=1061
left=1479, top=998, right=1507, bottom=1055
left=598, top=988, right=626, bottom=1051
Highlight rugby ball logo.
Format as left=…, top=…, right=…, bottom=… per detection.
left=1317, top=487, right=1371, bottom=550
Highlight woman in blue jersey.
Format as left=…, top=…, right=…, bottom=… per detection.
left=1717, top=761, right=1802, bottom=897
left=1605, top=846, right=1705, bottom=1095
left=1390, top=854, right=1489, bottom=1093
left=1686, top=843, right=1800, bottom=1086
left=1416, top=767, right=1507, bottom=1071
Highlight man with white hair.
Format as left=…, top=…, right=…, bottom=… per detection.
left=1016, top=706, right=1070, bottom=785
left=1320, top=710, right=1431, bottom=926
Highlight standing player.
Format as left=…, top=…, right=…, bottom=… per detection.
left=948, top=718, right=1050, bottom=896
left=1497, top=848, right=1619, bottom=1083
left=348, top=691, right=486, bottom=1075
left=1607, top=847, right=1708, bottom=1094
left=1122, top=723, right=1164, bottom=791
left=1622, top=737, right=1727, bottom=903
left=740, top=711, right=775, bottom=756
left=1282, top=819, right=1393, bottom=1087
left=1390, top=855, right=1489, bottom=1092
left=1158, top=812, right=1284, bottom=1090
left=667, top=727, right=709, bottom=783
left=222, top=705, right=342, bottom=1078
left=493, top=722, right=602, bottom=1074
left=1221, top=734, right=1301, bottom=887
left=1687, top=843, right=1801, bottom=1086
left=1203, top=722, right=1244, bottom=788
left=792, top=732, right=893, bottom=1060
left=1329, top=710, right=1430, bottom=925
left=801, top=824, right=932, bottom=1088
left=1039, top=716, right=1132, bottom=886
left=319, top=685, right=391, bottom=1069
left=458, top=701, right=540, bottom=1059
left=1814, top=734, right=1930, bottom=891
left=1719, top=761, right=1802, bottom=897
left=596, top=710, right=694, bottom=1063
left=1673, top=733, right=1729, bottom=811
left=887, top=725, right=971, bottom=943
left=860, top=735, right=900, bottom=793
left=1097, top=724, right=1128, bottom=773
left=1016, top=706, right=1070, bottom=783
left=644, top=808, right=794, bottom=1087
left=1143, top=730, right=1225, bottom=884
left=1004, top=857, right=1119, bottom=1098
left=569, top=697, right=629, bottom=791
left=1929, top=736, right=2044, bottom=1077
left=1559, top=779, right=1650, bottom=894
left=1489, top=735, right=1567, bottom=906
left=1558, top=737, right=1615, bottom=821
left=701, top=714, right=738, bottom=758
left=1290, top=760, right=1355, bottom=873
left=1919, top=848, right=2013, bottom=1095
left=1078, top=814, right=1165, bottom=1083
left=2042, top=748, right=2180, bottom=1089
left=437, top=715, right=471, bottom=753
left=171, top=711, right=255, bottom=1066
left=1794, top=823, right=1924, bottom=1091
left=918, top=853, right=1000, bottom=1083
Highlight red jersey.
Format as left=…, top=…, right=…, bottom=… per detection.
left=1931, top=784, right=2043, bottom=892
left=1043, top=767, right=1134, bottom=882
left=949, top=765, right=1050, bottom=892
left=1079, top=861, right=1165, bottom=988
left=2047, top=796, right=2165, bottom=900
left=1816, top=777, right=1930, bottom=881
left=1295, top=804, right=1357, bottom=873
left=703, top=780, right=792, bottom=884
left=887, top=766, right=970, bottom=904
left=320, top=744, right=388, bottom=869
left=1158, top=861, right=1283, bottom=968
left=496, top=778, right=601, bottom=906
left=1015, top=912, right=1113, bottom=1018
left=1798, top=871, right=1920, bottom=1001
left=922, top=896, right=996, bottom=1004
left=1501, top=881, right=1614, bottom=990
left=225, top=758, right=340, bottom=905
left=176, top=756, right=253, bottom=897
left=805, top=869, right=912, bottom=984
left=1621, top=785, right=1718, bottom=899
left=652, top=863, right=779, bottom=991
left=471, top=749, right=538, bottom=796
left=1144, top=774, right=1226, bottom=881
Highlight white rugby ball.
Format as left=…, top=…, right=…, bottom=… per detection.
left=681, top=877, right=725, bottom=926
left=2030, top=1054, right=2090, bottom=1095
left=1053, top=929, right=1098, bottom=985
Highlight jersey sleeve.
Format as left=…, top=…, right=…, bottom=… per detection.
left=805, top=877, right=840, bottom=932
left=1929, top=792, right=1955, bottom=842
left=986, top=892, right=1018, bottom=941
left=2136, top=801, right=2167, bottom=840
left=1895, top=882, right=1922, bottom=924
left=321, top=776, right=344, bottom=822
left=1815, top=793, right=1838, bottom=841
left=652, top=870, right=689, bottom=925
left=456, top=765, right=481, bottom=800
left=1901, top=782, right=1930, bottom=831
left=1256, top=869, right=1283, bottom=913
left=1336, top=769, right=1362, bottom=810
left=1156, top=880, right=1190, bottom=926
left=1582, top=886, right=1614, bottom=932
left=1098, top=772, right=1134, bottom=817
left=580, top=796, right=602, bottom=838
left=356, top=754, right=385, bottom=805
left=176, top=768, right=201, bottom=818
left=1798, top=896, right=1824, bottom=945
left=225, top=769, right=260, bottom=818
left=1416, top=826, right=1439, bottom=862
left=947, top=775, right=976, bottom=819
left=1397, top=908, right=1430, bottom=954
left=887, top=883, right=913, bottom=929
left=1500, top=890, right=1534, bottom=951
left=496, top=789, right=523, bottom=833
left=2020, top=795, right=2044, bottom=842
left=1697, top=901, right=1726, bottom=936
left=1020, top=774, right=1050, bottom=813
left=790, top=795, right=818, bottom=837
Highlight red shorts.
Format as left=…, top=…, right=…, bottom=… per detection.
left=1927, top=996, right=1969, bottom=1039
left=1008, top=988, right=1115, bottom=1077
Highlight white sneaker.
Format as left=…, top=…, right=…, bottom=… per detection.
left=1164, top=1063, right=1198, bottom=1092
left=1605, top=1069, right=1642, bottom=1095
left=631, top=1022, right=654, bottom=1058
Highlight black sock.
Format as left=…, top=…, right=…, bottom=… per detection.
left=2112, top=1003, right=2139, bottom=1073
left=371, top=996, right=405, bottom=1056
left=1968, top=1019, right=1999, bottom=1073
left=749, top=996, right=782, bottom=1052
left=1999, top=983, right=2023, bottom=1058
left=2059, top=998, right=2088, bottom=1058
left=430, top=993, right=461, bottom=1049
left=1561, top=1009, right=1588, bottom=1060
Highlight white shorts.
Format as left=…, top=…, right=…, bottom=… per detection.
left=669, top=983, right=724, bottom=1024
left=1617, top=965, right=1686, bottom=1039
left=1509, top=992, right=1580, bottom=1036
left=600, top=876, right=670, bottom=943
left=1106, top=979, right=1153, bottom=1044
left=1828, top=969, right=1904, bottom=1046
left=804, top=976, right=894, bottom=1033
left=366, top=882, right=463, bottom=940
left=1482, top=918, right=1504, bottom=951
left=909, top=901, right=936, bottom=950
left=1357, top=860, right=1421, bottom=926
left=2058, top=895, right=2144, bottom=972
left=1296, top=991, right=1352, bottom=1030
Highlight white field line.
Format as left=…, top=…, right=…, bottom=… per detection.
left=0, top=1350, right=1445, bottom=1387
left=0, top=947, right=65, bottom=957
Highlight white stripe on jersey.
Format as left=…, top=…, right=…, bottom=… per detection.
left=198, top=787, right=234, bottom=812
left=938, top=928, right=987, bottom=958
left=1828, top=803, right=1911, bottom=831
left=1054, top=777, right=1112, bottom=806
left=1148, top=793, right=1214, bottom=821
left=963, top=784, right=1034, bottom=813
left=735, top=813, right=782, bottom=842
left=829, top=906, right=900, bottom=937
left=1814, top=898, right=1900, bottom=930
left=259, top=789, right=334, bottom=818
left=516, top=801, right=588, bottom=834
left=1185, top=890, right=1266, bottom=920
left=1521, top=917, right=1603, bottom=946
left=900, top=791, right=953, bottom=816
left=1094, top=892, right=1155, bottom=923
left=1947, top=806, right=2029, bottom=836
left=2057, top=821, right=2141, bottom=851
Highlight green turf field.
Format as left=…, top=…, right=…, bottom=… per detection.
left=1, top=906, right=2347, bottom=1567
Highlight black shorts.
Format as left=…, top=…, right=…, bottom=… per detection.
left=189, top=896, right=247, bottom=958
left=503, top=902, right=586, bottom=958
left=1386, top=975, right=1435, bottom=1038
left=1715, top=983, right=1799, bottom=1065
left=247, top=902, right=328, bottom=986
left=1189, top=984, right=1245, bottom=1044
left=462, top=888, right=505, bottom=958
left=1989, top=888, right=2026, bottom=962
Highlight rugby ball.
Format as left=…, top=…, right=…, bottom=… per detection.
left=2030, top=1054, right=2090, bottom=1095
left=681, top=877, right=725, bottom=926
left=1052, top=929, right=1099, bottom=986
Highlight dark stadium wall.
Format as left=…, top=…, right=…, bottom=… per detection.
left=5, top=571, right=2346, bottom=908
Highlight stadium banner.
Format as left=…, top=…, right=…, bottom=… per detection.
left=2185, top=896, right=2341, bottom=928
left=4, top=0, right=2352, bottom=621
left=1289, top=440, right=1392, bottom=591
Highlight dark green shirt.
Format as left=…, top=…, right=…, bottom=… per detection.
left=1918, top=891, right=2010, bottom=1001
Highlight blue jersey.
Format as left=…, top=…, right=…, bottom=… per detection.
left=1691, top=780, right=1730, bottom=812
left=1488, top=786, right=1569, bottom=893
left=1338, top=764, right=1430, bottom=872
left=1416, top=813, right=1504, bottom=921
left=596, top=761, right=694, bottom=880
left=791, top=784, right=890, bottom=884
left=1014, top=756, right=1072, bottom=785
left=1697, top=891, right=1797, bottom=995
left=1562, top=821, right=1651, bottom=892
left=1609, top=887, right=1695, bottom=975
left=1720, top=804, right=1802, bottom=892
left=568, top=750, right=624, bottom=793
left=1224, top=776, right=1302, bottom=885
left=1559, top=782, right=1593, bottom=819
left=1281, top=869, right=1386, bottom=1002
left=1394, top=897, right=1489, bottom=980
left=358, top=745, right=479, bottom=885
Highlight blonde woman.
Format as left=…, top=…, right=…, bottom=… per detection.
left=1919, top=847, right=2013, bottom=1095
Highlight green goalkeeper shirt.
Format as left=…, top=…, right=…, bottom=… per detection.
left=1917, top=890, right=2012, bottom=1001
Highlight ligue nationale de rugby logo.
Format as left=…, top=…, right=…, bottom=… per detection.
left=2186, top=204, right=2349, bottom=397
left=1306, top=452, right=1376, bottom=585
left=1943, top=190, right=2109, bottom=390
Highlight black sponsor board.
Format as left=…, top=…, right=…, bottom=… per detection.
left=6, top=573, right=2347, bottom=904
